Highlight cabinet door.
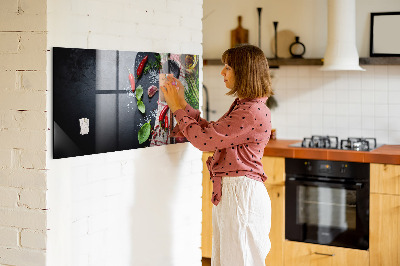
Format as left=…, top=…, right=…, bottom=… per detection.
left=262, top=156, right=285, bottom=185
left=284, top=241, right=369, bottom=266
left=370, top=193, right=400, bottom=266
left=370, top=163, right=400, bottom=195
left=265, top=184, right=284, bottom=266
left=202, top=152, right=213, bottom=258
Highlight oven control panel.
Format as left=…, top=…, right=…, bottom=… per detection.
left=286, top=158, right=369, bottom=180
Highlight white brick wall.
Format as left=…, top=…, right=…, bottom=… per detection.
left=0, top=0, right=48, bottom=265
left=46, top=1, right=203, bottom=266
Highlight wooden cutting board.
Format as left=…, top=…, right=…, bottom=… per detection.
left=231, top=16, right=249, bottom=48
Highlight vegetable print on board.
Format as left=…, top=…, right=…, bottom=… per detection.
left=53, top=47, right=199, bottom=159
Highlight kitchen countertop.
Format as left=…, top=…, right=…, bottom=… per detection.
left=263, top=139, right=400, bottom=165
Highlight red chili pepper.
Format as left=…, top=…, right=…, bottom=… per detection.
left=136, top=55, right=148, bottom=79
left=128, top=71, right=135, bottom=92
left=164, top=114, right=168, bottom=129
left=159, top=105, right=169, bottom=123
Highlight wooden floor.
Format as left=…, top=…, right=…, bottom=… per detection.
left=202, top=257, right=211, bottom=266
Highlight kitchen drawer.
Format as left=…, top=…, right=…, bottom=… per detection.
left=284, top=241, right=369, bottom=266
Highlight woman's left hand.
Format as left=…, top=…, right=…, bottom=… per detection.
left=160, top=76, right=186, bottom=113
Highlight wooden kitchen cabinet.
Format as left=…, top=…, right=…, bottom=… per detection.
left=264, top=184, right=285, bottom=266
left=370, top=163, right=400, bottom=266
left=284, top=241, right=369, bottom=266
left=370, top=163, right=400, bottom=195
left=201, top=154, right=286, bottom=265
left=202, top=152, right=213, bottom=258
left=262, top=156, right=285, bottom=266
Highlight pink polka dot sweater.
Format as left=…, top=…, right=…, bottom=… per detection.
left=171, top=97, right=272, bottom=206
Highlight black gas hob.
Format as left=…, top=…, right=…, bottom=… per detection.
left=289, top=135, right=382, bottom=151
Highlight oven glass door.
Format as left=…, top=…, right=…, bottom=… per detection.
left=286, top=179, right=369, bottom=250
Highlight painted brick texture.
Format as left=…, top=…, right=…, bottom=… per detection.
left=0, top=0, right=48, bottom=265
left=46, top=0, right=203, bottom=266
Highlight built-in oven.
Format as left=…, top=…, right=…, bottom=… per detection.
left=285, top=158, right=370, bottom=250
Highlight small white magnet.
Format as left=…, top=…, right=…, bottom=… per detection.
left=79, top=118, right=89, bottom=135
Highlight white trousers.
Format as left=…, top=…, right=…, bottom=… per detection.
left=212, top=176, right=271, bottom=266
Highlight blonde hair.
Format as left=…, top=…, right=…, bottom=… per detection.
left=221, top=44, right=273, bottom=99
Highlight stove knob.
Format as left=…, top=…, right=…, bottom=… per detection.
left=340, top=164, right=347, bottom=174
left=305, top=161, right=312, bottom=171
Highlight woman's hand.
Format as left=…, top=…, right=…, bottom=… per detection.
left=161, top=76, right=187, bottom=113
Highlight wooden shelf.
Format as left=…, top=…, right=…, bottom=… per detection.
left=204, top=57, right=400, bottom=67
left=203, top=58, right=323, bottom=67
left=359, top=57, right=400, bottom=65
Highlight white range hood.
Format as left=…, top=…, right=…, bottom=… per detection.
left=320, top=0, right=365, bottom=71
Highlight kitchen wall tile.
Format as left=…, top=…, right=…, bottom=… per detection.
left=311, top=102, right=324, bottom=114
left=298, top=89, right=313, bottom=103
left=310, top=77, right=324, bottom=90
left=374, top=117, right=389, bottom=130
left=298, top=102, right=312, bottom=114
left=362, top=116, right=375, bottom=130
left=348, top=103, right=362, bottom=116
left=388, top=104, right=400, bottom=117
left=336, top=128, right=349, bottom=140
left=348, top=71, right=362, bottom=90
left=287, top=113, right=300, bottom=127
left=388, top=75, right=400, bottom=91
left=374, top=65, right=388, bottom=78
left=335, top=72, right=349, bottom=90
left=323, top=103, right=336, bottom=116
left=348, top=90, right=362, bottom=103
left=375, top=104, right=389, bottom=117
left=361, top=74, right=375, bottom=91
left=203, top=65, right=399, bottom=144
left=273, top=76, right=286, bottom=90
left=387, top=65, right=400, bottom=76
left=349, top=128, right=362, bottom=137
left=323, top=115, right=336, bottom=129
left=311, top=114, right=324, bottom=129
left=322, top=70, right=335, bottom=78
left=388, top=131, right=400, bottom=144
left=361, top=90, right=375, bottom=103
left=388, top=117, right=400, bottom=131
left=286, top=77, right=299, bottom=89
left=374, top=77, right=388, bottom=91
left=374, top=130, right=389, bottom=144
left=311, top=127, right=325, bottom=136
left=273, top=67, right=286, bottom=78
left=296, top=127, right=312, bottom=138
left=349, top=116, right=362, bottom=129
left=311, top=86, right=323, bottom=101
left=336, top=115, right=348, bottom=129
left=285, top=66, right=298, bottom=77
left=374, top=90, right=388, bottom=104
left=336, top=90, right=349, bottom=103
left=323, top=86, right=336, bottom=103
left=336, top=103, right=349, bottom=116
left=298, top=67, right=311, bottom=78
left=362, top=128, right=375, bottom=138
left=388, top=91, right=400, bottom=104
left=298, top=77, right=311, bottom=89
left=361, top=103, right=375, bottom=117
left=310, top=66, right=323, bottom=77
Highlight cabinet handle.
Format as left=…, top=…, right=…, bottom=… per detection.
left=314, top=252, right=335, bottom=257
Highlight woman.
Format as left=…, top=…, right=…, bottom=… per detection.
left=161, top=44, right=273, bottom=266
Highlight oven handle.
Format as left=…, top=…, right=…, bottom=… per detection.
left=286, top=177, right=364, bottom=189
